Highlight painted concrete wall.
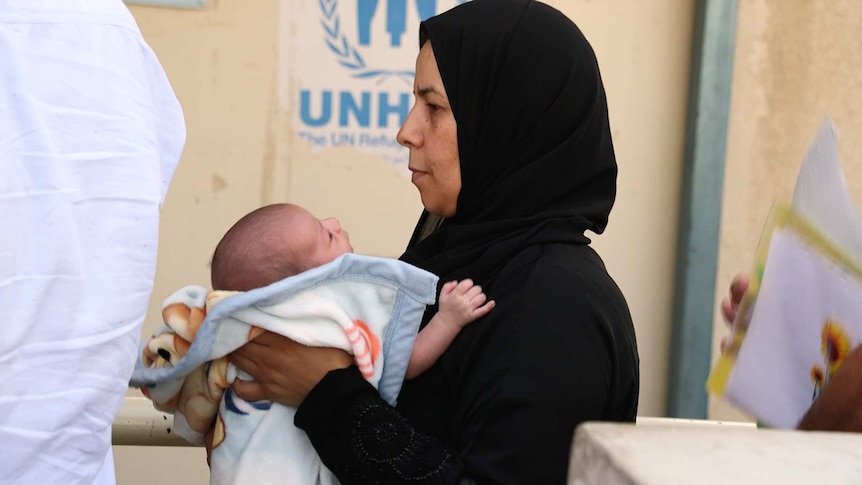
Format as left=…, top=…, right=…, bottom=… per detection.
left=710, top=0, right=862, bottom=421
left=114, top=0, right=694, bottom=482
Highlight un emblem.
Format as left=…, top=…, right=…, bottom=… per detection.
left=319, top=0, right=469, bottom=81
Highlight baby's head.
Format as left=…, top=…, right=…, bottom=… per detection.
left=211, top=203, right=353, bottom=291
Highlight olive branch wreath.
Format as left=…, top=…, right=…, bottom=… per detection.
left=319, top=0, right=415, bottom=81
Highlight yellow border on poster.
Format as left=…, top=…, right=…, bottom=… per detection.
left=706, top=203, right=862, bottom=395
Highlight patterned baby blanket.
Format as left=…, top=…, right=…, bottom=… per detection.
left=129, top=254, right=438, bottom=485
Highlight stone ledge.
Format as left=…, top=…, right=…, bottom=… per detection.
left=570, top=421, right=862, bottom=484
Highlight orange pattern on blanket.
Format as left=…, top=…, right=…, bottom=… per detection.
left=212, top=409, right=226, bottom=448
left=347, top=319, right=381, bottom=379
left=162, top=302, right=207, bottom=341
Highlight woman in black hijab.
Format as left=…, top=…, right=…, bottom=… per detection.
left=229, top=1, right=639, bottom=482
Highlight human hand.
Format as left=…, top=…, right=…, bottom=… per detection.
left=798, top=343, right=862, bottom=432
left=437, top=279, right=495, bottom=329
left=229, top=331, right=353, bottom=408
left=719, top=273, right=750, bottom=353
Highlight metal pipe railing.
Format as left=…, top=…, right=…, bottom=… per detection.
left=111, top=397, right=756, bottom=447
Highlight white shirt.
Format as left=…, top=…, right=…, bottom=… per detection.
left=0, top=1, right=185, bottom=483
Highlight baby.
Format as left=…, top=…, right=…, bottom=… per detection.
left=210, top=202, right=495, bottom=378
left=136, top=202, right=491, bottom=484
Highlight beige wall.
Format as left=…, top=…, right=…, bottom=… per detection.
left=574, top=0, right=694, bottom=421
left=115, top=0, right=694, bottom=483
left=710, top=1, right=862, bottom=420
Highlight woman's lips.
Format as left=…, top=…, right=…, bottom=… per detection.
left=410, top=169, right=427, bottom=184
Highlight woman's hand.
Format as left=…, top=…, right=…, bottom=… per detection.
left=229, top=331, right=353, bottom=408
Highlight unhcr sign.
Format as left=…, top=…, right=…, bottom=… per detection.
left=282, top=0, right=469, bottom=166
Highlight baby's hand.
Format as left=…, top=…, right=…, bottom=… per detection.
left=437, top=279, right=495, bottom=329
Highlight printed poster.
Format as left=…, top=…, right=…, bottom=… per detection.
left=280, top=0, right=470, bottom=167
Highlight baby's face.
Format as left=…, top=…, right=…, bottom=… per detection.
left=288, top=206, right=354, bottom=267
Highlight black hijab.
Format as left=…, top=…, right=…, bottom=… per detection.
left=400, top=0, right=617, bottom=286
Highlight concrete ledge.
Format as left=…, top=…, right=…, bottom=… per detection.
left=570, top=421, right=862, bottom=484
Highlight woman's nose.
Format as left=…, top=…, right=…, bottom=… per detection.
left=397, top=106, right=421, bottom=148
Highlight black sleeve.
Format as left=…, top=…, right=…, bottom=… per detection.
left=294, top=366, right=466, bottom=485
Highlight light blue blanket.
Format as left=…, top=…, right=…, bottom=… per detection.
left=129, top=253, right=438, bottom=485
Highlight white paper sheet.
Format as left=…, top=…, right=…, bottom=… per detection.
left=792, top=119, right=862, bottom=260
left=712, top=117, right=862, bottom=428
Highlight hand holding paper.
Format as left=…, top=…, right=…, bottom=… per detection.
left=708, top=119, right=862, bottom=429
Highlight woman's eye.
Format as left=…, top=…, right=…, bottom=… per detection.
left=427, top=103, right=440, bottom=113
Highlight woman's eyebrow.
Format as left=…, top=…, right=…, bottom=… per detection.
left=414, top=86, right=442, bottom=98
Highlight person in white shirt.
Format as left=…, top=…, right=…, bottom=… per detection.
left=0, top=1, right=185, bottom=483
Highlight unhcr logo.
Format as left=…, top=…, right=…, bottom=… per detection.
left=291, top=0, right=469, bottom=164
left=320, top=0, right=424, bottom=81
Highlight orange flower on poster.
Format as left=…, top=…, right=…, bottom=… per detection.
left=821, top=319, right=851, bottom=373
left=810, top=365, right=824, bottom=386
left=811, top=319, right=852, bottom=401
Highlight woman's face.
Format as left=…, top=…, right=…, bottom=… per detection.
left=397, top=42, right=461, bottom=218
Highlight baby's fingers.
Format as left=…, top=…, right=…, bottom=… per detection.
left=468, top=291, right=487, bottom=307
left=465, top=284, right=485, bottom=301
left=473, top=300, right=495, bottom=318
left=441, top=280, right=459, bottom=296
left=453, top=279, right=474, bottom=295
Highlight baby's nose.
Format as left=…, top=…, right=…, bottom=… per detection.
left=323, top=217, right=341, bottom=233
